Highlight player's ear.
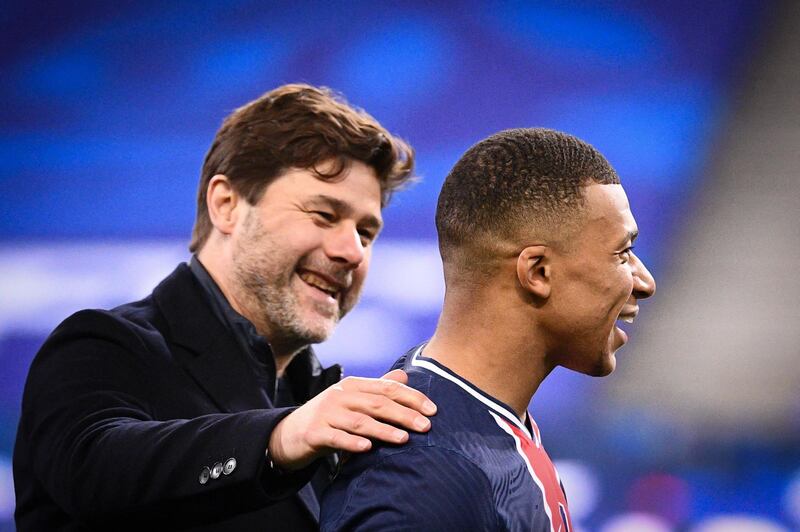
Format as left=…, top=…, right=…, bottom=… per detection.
left=206, top=174, right=242, bottom=235
left=516, top=246, right=551, bottom=299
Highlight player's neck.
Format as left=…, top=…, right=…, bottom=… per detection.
left=425, top=295, right=552, bottom=420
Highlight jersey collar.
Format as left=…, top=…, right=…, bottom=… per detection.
left=408, top=343, right=533, bottom=441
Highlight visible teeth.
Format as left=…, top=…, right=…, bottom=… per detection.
left=299, top=272, right=337, bottom=295
left=620, top=316, right=635, bottom=324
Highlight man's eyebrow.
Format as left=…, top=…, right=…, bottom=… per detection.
left=309, top=194, right=383, bottom=230
left=616, top=230, right=639, bottom=248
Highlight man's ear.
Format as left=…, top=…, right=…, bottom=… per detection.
left=206, top=174, right=241, bottom=235
left=516, top=246, right=551, bottom=299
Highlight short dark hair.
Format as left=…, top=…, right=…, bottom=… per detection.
left=190, top=83, right=415, bottom=252
left=435, top=128, right=620, bottom=266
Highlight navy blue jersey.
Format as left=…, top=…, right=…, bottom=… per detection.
left=320, top=345, right=573, bottom=532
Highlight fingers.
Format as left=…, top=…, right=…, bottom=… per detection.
left=308, top=427, right=373, bottom=454
left=313, top=391, right=423, bottom=448
left=381, top=368, right=408, bottom=384
left=341, top=374, right=437, bottom=416
left=269, top=402, right=410, bottom=470
left=266, top=372, right=438, bottom=471
left=339, top=390, right=431, bottom=435
left=331, top=410, right=409, bottom=447
left=305, top=402, right=413, bottom=452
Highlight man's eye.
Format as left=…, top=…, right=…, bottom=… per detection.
left=358, top=229, right=376, bottom=245
left=313, top=211, right=336, bottom=222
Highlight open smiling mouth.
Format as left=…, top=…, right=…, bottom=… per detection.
left=298, top=270, right=341, bottom=300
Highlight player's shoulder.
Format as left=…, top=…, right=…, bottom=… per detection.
left=332, top=346, right=497, bottom=477
left=322, top=445, right=499, bottom=531
left=337, top=346, right=512, bottom=477
left=395, top=346, right=510, bottom=445
left=322, top=348, right=512, bottom=530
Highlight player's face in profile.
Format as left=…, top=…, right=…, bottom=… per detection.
left=231, top=159, right=382, bottom=344
left=548, top=183, right=656, bottom=376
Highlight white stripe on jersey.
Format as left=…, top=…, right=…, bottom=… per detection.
left=410, top=345, right=532, bottom=439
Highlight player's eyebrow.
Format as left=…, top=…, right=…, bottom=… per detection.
left=616, top=230, right=639, bottom=249
left=309, top=194, right=383, bottom=232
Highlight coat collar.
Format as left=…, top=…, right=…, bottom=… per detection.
left=152, top=263, right=272, bottom=412
left=153, top=263, right=343, bottom=522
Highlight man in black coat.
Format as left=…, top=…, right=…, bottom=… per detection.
left=13, top=84, right=436, bottom=531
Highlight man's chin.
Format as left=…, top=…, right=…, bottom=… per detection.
left=295, top=313, right=339, bottom=344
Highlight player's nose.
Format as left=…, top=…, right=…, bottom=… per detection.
left=632, top=253, right=656, bottom=300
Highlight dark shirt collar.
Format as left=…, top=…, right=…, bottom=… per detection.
left=189, top=255, right=272, bottom=365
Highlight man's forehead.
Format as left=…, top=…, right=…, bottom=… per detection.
left=276, top=164, right=381, bottom=203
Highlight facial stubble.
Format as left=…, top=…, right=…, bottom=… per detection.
left=231, top=211, right=359, bottom=347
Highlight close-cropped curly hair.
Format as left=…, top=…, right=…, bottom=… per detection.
left=436, top=128, right=620, bottom=266
left=190, top=83, right=415, bottom=252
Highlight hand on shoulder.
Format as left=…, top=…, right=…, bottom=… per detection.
left=267, top=369, right=437, bottom=470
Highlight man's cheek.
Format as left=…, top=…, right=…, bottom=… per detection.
left=354, top=260, right=370, bottom=284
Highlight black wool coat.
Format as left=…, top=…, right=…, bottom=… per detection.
left=14, top=264, right=341, bottom=531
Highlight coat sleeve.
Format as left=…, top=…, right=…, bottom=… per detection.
left=16, top=309, right=317, bottom=529
left=320, top=446, right=501, bottom=532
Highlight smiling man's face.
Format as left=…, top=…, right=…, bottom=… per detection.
left=230, top=159, right=382, bottom=348
left=543, top=183, right=656, bottom=376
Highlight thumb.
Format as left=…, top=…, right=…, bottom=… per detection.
left=381, top=368, right=408, bottom=384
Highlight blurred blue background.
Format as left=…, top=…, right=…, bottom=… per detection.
left=2, top=1, right=799, bottom=530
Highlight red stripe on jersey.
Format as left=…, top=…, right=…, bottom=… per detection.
left=501, top=418, right=573, bottom=532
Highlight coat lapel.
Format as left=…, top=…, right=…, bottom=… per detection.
left=152, top=264, right=271, bottom=412
left=151, top=263, right=322, bottom=522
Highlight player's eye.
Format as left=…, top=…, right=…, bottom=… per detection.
left=619, top=246, right=635, bottom=263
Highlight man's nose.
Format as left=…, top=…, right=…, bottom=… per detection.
left=325, top=223, right=365, bottom=267
left=632, top=253, right=656, bottom=300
